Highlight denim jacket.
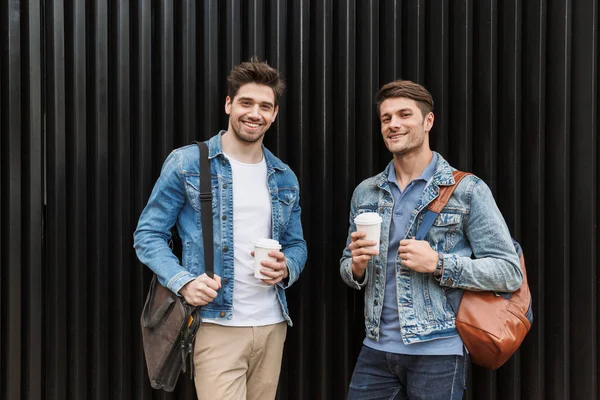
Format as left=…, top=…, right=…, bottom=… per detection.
left=340, top=153, right=522, bottom=343
left=134, top=131, right=308, bottom=325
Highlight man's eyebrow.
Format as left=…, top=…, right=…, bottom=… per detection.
left=381, top=107, right=414, bottom=116
left=237, top=97, right=274, bottom=107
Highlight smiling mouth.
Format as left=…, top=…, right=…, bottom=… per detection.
left=388, top=133, right=407, bottom=140
left=242, top=121, right=261, bottom=129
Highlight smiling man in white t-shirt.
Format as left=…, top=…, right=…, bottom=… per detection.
left=134, top=58, right=307, bottom=399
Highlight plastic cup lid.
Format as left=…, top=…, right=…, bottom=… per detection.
left=254, top=238, right=282, bottom=249
left=354, top=212, right=382, bottom=225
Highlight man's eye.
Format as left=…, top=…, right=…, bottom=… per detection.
left=241, top=101, right=252, bottom=106
left=382, top=118, right=390, bottom=123
left=261, top=105, right=272, bottom=110
left=402, top=113, right=411, bottom=118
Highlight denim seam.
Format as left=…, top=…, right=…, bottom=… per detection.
left=450, top=354, right=459, bottom=399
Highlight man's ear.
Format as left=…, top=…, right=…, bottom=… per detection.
left=424, top=112, right=434, bottom=132
left=272, top=105, right=279, bottom=121
left=225, top=96, right=232, bottom=115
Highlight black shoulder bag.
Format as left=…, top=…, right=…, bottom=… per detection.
left=140, top=141, right=214, bottom=391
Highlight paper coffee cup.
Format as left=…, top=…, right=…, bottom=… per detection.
left=354, top=212, right=382, bottom=250
left=254, top=238, right=282, bottom=279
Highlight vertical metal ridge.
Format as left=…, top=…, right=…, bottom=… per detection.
left=545, top=0, right=572, bottom=398
left=202, top=0, right=220, bottom=138
left=521, top=1, right=547, bottom=398
left=0, top=0, right=3, bottom=390
left=4, top=1, right=23, bottom=399
left=131, top=1, right=152, bottom=396
left=472, top=0, right=498, bottom=194
left=496, top=1, right=523, bottom=397
left=355, top=0, right=379, bottom=179
left=379, top=0, right=402, bottom=83
left=283, top=2, right=311, bottom=399
left=111, top=0, right=132, bottom=397
left=89, top=0, right=110, bottom=397
left=158, top=0, right=174, bottom=156
left=66, top=0, right=88, bottom=397
left=426, top=0, right=450, bottom=156
left=403, top=0, right=426, bottom=82
left=265, top=0, right=286, bottom=154
left=226, top=0, right=241, bottom=72
left=181, top=0, right=198, bottom=144
left=449, top=0, right=473, bottom=171
left=313, top=3, right=333, bottom=398
left=570, top=0, right=598, bottom=398
left=246, top=0, right=265, bottom=59
left=331, top=0, right=357, bottom=396
left=23, top=0, right=43, bottom=398
left=45, top=0, right=68, bottom=398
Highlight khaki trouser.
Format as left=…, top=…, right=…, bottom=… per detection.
left=193, top=322, right=287, bottom=400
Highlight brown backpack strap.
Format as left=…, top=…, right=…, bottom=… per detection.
left=428, top=171, right=472, bottom=213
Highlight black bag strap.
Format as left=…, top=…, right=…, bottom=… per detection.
left=195, top=141, right=214, bottom=278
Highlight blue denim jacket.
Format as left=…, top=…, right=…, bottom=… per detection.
left=340, top=153, right=522, bottom=343
left=134, top=131, right=308, bottom=325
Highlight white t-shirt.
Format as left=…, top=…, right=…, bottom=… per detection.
left=204, top=152, right=284, bottom=326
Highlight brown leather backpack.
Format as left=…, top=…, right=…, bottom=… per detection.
left=418, top=170, right=533, bottom=370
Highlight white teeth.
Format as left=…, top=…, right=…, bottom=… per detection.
left=244, top=121, right=259, bottom=128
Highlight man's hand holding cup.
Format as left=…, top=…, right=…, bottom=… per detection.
left=253, top=238, right=288, bottom=285
left=350, top=212, right=382, bottom=281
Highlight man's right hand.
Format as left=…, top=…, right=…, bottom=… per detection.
left=179, top=273, right=222, bottom=306
left=348, top=231, right=379, bottom=280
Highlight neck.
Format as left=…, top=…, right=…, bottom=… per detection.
left=221, top=130, right=264, bottom=163
left=392, top=147, right=434, bottom=190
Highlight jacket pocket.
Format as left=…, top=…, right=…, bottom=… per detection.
left=277, top=188, right=298, bottom=227
left=184, top=174, right=218, bottom=212
left=428, top=212, right=463, bottom=251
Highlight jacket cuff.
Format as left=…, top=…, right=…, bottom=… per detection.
left=168, top=270, right=197, bottom=295
left=278, top=259, right=296, bottom=289
left=438, top=254, right=462, bottom=288
left=342, top=259, right=368, bottom=289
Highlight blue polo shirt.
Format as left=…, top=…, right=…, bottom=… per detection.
left=364, top=153, right=463, bottom=355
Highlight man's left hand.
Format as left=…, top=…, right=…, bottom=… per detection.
left=255, top=250, right=289, bottom=285
left=398, top=238, right=438, bottom=273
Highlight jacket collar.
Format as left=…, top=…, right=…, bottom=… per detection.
left=207, top=130, right=287, bottom=171
left=375, top=151, right=456, bottom=189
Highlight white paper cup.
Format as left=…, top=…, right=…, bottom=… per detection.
left=354, top=212, right=382, bottom=250
left=254, top=238, right=282, bottom=279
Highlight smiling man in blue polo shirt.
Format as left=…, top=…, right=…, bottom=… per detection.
left=340, top=80, right=522, bottom=399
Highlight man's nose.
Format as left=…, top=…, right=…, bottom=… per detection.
left=390, top=115, right=402, bottom=128
left=248, top=105, right=260, bottom=117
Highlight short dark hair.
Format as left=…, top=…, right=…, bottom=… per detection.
left=227, top=57, right=286, bottom=106
left=376, top=80, right=434, bottom=118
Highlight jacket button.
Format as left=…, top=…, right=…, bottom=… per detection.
left=222, top=184, right=227, bottom=189
left=375, top=268, right=380, bottom=275
left=223, top=278, right=229, bottom=284
left=374, top=300, right=379, bottom=306
left=222, top=215, right=227, bottom=221
left=219, top=311, right=226, bottom=318
left=223, top=246, right=229, bottom=252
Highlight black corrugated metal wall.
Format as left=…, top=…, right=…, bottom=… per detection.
left=1, top=1, right=598, bottom=399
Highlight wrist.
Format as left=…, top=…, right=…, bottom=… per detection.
left=433, top=252, right=444, bottom=280
left=351, top=261, right=366, bottom=281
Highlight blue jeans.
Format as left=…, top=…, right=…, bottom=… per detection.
left=347, top=346, right=468, bottom=400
